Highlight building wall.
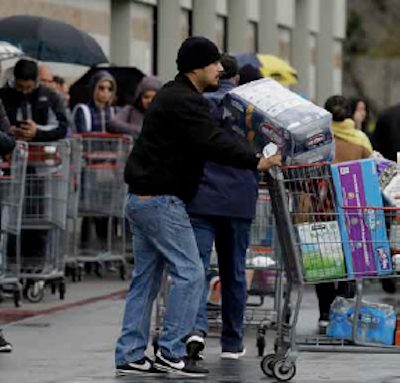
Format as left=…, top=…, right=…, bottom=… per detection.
left=0, top=0, right=347, bottom=103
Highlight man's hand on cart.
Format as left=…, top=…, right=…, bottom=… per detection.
left=257, top=153, right=282, bottom=171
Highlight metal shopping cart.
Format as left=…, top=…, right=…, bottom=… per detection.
left=0, top=141, right=28, bottom=307
left=261, top=163, right=400, bottom=381
left=64, top=135, right=83, bottom=282
left=14, top=140, right=70, bottom=303
left=77, top=133, right=132, bottom=279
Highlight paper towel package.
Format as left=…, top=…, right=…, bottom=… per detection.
left=331, top=159, right=392, bottom=277
left=296, top=221, right=346, bottom=281
left=223, top=78, right=335, bottom=164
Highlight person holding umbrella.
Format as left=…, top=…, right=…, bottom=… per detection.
left=115, top=36, right=281, bottom=378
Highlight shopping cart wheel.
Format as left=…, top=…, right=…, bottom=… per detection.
left=261, top=353, right=276, bottom=377
left=256, top=329, right=266, bottom=356
left=25, top=281, right=45, bottom=303
left=94, top=262, right=104, bottom=278
left=119, top=264, right=127, bottom=280
left=13, top=290, right=21, bottom=307
left=272, top=358, right=296, bottom=381
left=59, top=282, right=66, bottom=300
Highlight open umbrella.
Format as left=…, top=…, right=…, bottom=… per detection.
left=234, top=53, right=298, bottom=85
left=0, top=41, right=24, bottom=61
left=0, top=15, right=108, bottom=66
left=69, top=67, right=145, bottom=109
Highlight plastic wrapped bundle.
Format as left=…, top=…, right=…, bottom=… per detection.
left=223, top=78, right=335, bottom=165
left=327, top=297, right=396, bottom=345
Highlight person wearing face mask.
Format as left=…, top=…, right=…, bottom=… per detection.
left=72, top=71, right=117, bottom=133
left=107, top=76, right=161, bottom=139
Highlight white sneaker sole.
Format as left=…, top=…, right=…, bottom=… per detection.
left=115, top=369, right=165, bottom=377
left=0, top=345, right=12, bottom=353
left=153, top=363, right=207, bottom=378
left=221, top=348, right=246, bottom=359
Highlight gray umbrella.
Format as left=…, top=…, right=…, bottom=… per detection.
left=0, top=41, right=24, bottom=61
left=0, top=15, right=108, bottom=66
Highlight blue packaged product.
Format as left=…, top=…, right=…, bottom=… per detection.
left=327, top=297, right=396, bottom=345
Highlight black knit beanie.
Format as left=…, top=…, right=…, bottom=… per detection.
left=177, top=36, right=221, bottom=73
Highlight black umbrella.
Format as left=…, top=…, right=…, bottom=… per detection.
left=69, top=67, right=145, bottom=109
left=0, top=15, right=108, bottom=66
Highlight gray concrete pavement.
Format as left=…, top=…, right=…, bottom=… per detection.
left=1, top=282, right=400, bottom=382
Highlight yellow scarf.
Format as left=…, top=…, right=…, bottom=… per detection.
left=332, top=118, right=373, bottom=153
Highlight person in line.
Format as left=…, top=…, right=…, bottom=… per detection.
left=72, top=71, right=118, bottom=246
left=350, top=97, right=371, bottom=136
left=238, top=64, right=262, bottom=85
left=53, top=75, right=71, bottom=109
left=0, top=59, right=68, bottom=288
left=114, top=36, right=281, bottom=378
left=0, top=98, right=16, bottom=354
left=0, top=59, right=68, bottom=142
left=38, top=64, right=55, bottom=89
left=107, top=76, right=161, bottom=139
left=316, top=95, right=372, bottom=331
left=185, top=54, right=258, bottom=360
left=73, top=71, right=117, bottom=133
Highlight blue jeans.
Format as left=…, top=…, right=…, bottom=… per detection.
left=115, top=194, right=204, bottom=365
left=189, top=215, right=251, bottom=352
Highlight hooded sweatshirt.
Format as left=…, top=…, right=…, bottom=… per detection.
left=332, top=118, right=373, bottom=163
left=107, top=76, right=162, bottom=138
left=73, top=71, right=117, bottom=133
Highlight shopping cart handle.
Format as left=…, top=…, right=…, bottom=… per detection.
left=77, top=132, right=130, bottom=139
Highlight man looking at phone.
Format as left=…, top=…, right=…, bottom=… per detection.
left=0, top=59, right=68, bottom=142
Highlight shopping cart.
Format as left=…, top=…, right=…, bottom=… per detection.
left=13, top=141, right=71, bottom=303
left=63, top=136, right=84, bottom=282
left=0, top=141, right=28, bottom=307
left=261, top=163, right=400, bottom=381
left=77, top=133, right=132, bottom=279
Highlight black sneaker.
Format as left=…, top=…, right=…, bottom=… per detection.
left=116, top=356, right=166, bottom=377
left=154, top=350, right=209, bottom=377
left=0, top=333, right=12, bottom=353
left=185, top=331, right=206, bottom=361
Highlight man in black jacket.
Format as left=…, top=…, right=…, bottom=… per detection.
left=0, top=59, right=68, bottom=143
left=115, top=36, right=281, bottom=378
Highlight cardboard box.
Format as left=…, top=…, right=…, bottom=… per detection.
left=223, top=78, right=335, bottom=164
left=331, top=159, right=392, bottom=277
left=296, top=221, right=346, bottom=281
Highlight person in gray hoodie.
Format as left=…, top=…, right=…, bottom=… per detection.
left=107, top=76, right=161, bottom=138
left=73, top=71, right=117, bottom=133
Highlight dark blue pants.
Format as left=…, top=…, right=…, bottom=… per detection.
left=189, top=214, right=251, bottom=352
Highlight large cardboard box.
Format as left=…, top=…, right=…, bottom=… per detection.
left=331, top=159, right=392, bottom=277
left=296, top=221, right=346, bottom=281
left=223, top=78, right=335, bottom=164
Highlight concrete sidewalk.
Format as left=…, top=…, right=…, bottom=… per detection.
left=1, top=281, right=400, bottom=383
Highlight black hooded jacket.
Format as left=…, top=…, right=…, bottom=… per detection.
left=0, top=83, right=68, bottom=142
left=124, top=74, right=259, bottom=202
